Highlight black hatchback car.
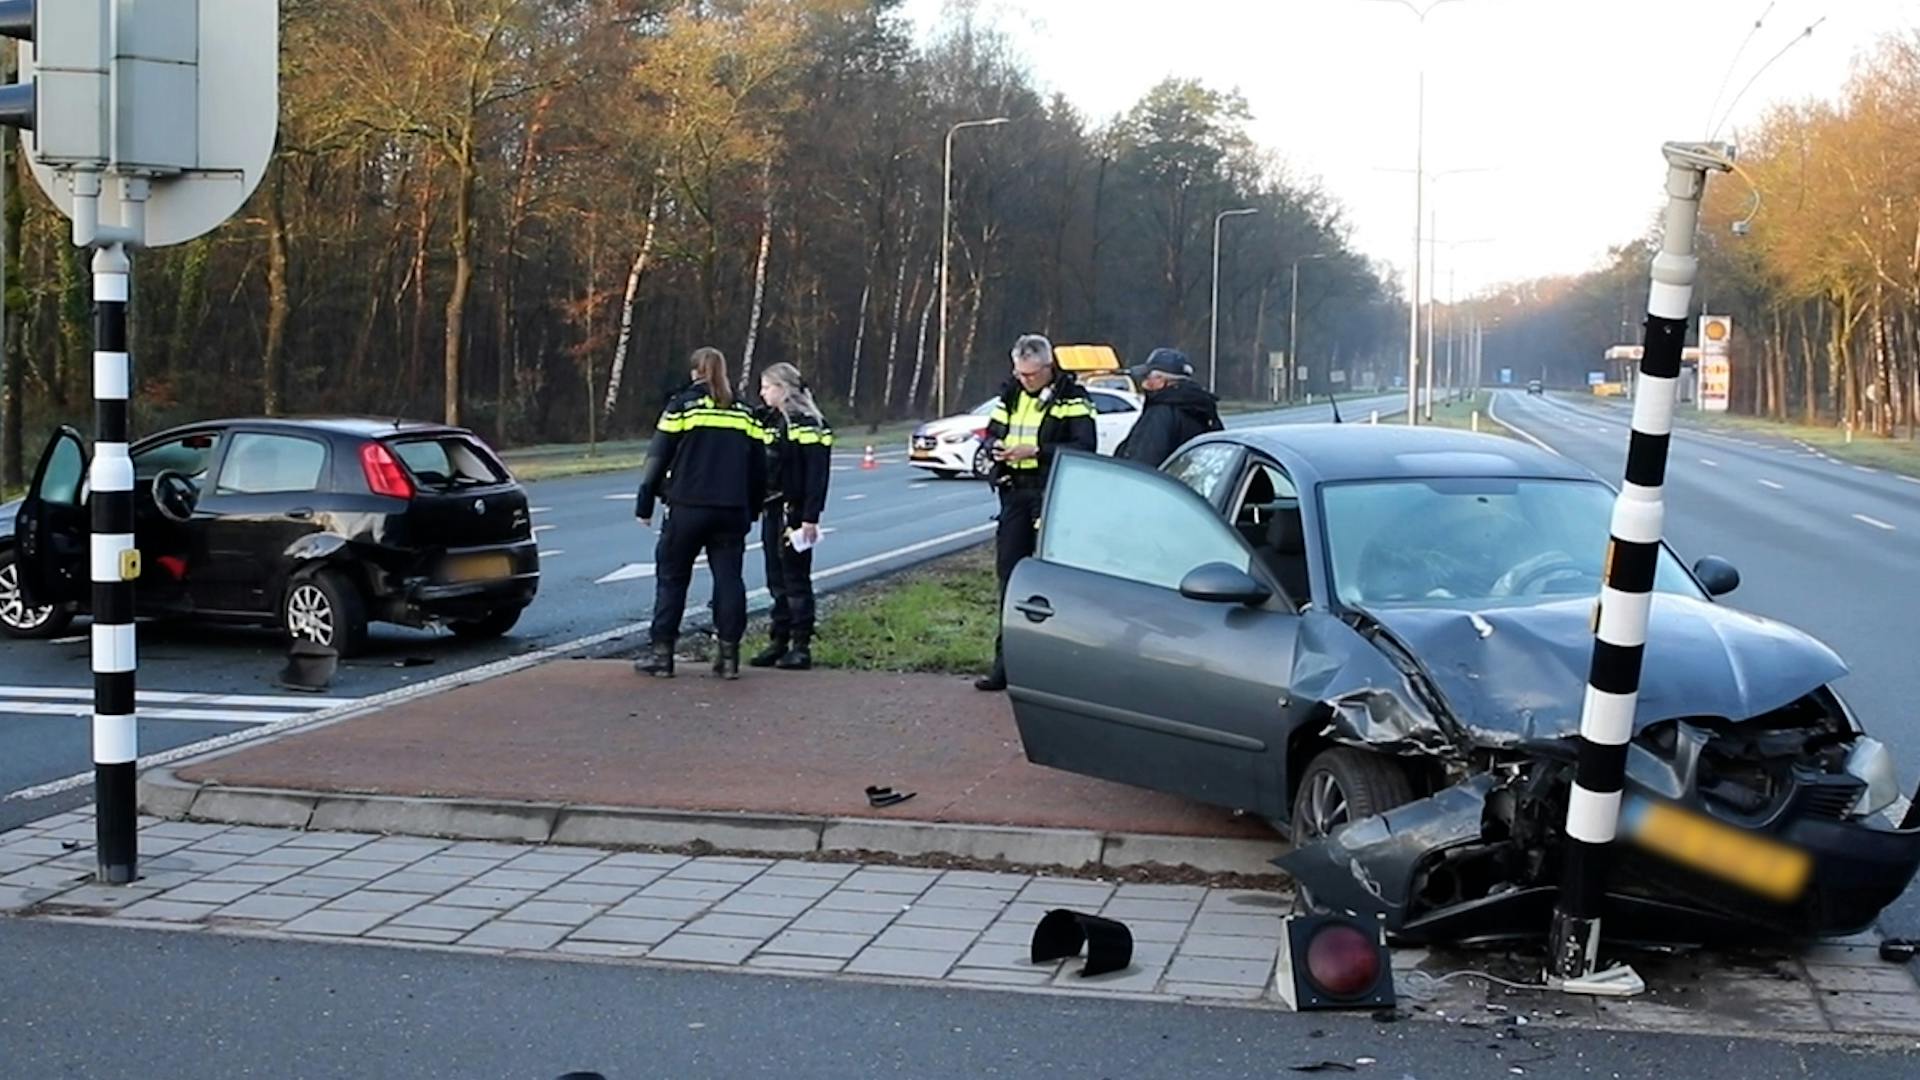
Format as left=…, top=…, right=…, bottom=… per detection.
left=0, top=417, right=538, bottom=655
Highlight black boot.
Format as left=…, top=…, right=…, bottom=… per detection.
left=635, top=640, right=675, bottom=678
left=775, top=635, right=812, bottom=671
left=713, top=642, right=741, bottom=680
left=749, top=638, right=789, bottom=668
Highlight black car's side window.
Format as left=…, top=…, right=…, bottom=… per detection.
left=132, top=433, right=221, bottom=483
left=215, top=434, right=328, bottom=496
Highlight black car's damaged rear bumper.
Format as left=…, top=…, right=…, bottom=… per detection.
left=1276, top=771, right=1920, bottom=948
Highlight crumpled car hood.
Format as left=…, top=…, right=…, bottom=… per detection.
left=1363, top=594, right=1849, bottom=745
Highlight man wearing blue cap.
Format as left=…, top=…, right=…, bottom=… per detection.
left=1117, top=347, right=1223, bottom=467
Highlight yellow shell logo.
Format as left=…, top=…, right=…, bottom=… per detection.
left=1704, top=319, right=1728, bottom=342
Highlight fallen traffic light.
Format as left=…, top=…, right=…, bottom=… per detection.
left=1275, top=914, right=1395, bottom=1011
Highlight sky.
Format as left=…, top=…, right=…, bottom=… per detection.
left=897, top=0, right=1920, bottom=302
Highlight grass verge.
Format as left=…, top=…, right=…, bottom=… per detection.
left=500, top=420, right=927, bottom=484
left=1561, top=391, right=1920, bottom=479
left=1416, top=391, right=1506, bottom=437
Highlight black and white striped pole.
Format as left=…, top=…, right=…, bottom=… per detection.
left=90, top=238, right=138, bottom=882
left=1546, top=142, right=1733, bottom=987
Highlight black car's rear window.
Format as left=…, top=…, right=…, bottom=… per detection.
left=389, top=436, right=508, bottom=489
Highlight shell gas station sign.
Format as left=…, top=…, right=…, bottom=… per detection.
left=1699, top=316, right=1732, bottom=412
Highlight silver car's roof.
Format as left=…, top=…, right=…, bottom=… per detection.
left=1202, top=422, right=1594, bottom=486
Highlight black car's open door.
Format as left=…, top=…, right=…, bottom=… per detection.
left=16, top=426, right=90, bottom=610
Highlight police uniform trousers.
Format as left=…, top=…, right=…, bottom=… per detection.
left=651, top=505, right=751, bottom=646
left=989, top=479, right=1045, bottom=678
left=760, top=506, right=817, bottom=643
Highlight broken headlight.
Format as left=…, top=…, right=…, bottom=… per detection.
left=1844, top=737, right=1901, bottom=818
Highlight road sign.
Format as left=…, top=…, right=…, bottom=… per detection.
left=1330, top=370, right=1347, bottom=385
left=1269, top=351, right=1287, bottom=371
left=1588, top=371, right=1605, bottom=386
left=1295, top=365, right=1309, bottom=381
left=1499, top=368, right=1513, bottom=385
left=1699, top=315, right=1732, bottom=413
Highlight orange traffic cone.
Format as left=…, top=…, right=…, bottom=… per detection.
left=862, top=445, right=877, bottom=470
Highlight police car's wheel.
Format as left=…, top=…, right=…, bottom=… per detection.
left=970, top=445, right=993, bottom=479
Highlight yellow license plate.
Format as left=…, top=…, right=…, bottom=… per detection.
left=1626, top=799, right=1811, bottom=902
left=448, top=554, right=512, bottom=582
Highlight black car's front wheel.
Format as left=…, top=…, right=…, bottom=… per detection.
left=1290, top=748, right=1415, bottom=844
left=449, top=607, right=523, bottom=640
left=0, top=549, right=72, bottom=640
left=284, top=569, right=369, bottom=658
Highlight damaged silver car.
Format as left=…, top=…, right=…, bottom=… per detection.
left=1002, top=426, right=1920, bottom=945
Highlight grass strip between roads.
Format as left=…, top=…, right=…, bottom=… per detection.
left=502, top=420, right=925, bottom=483
left=1415, top=391, right=1505, bottom=437
left=1688, top=410, right=1920, bottom=479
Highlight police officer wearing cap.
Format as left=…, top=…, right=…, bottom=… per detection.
left=635, top=346, right=768, bottom=680
left=975, top=333, right=1096, bottom=692
left=1116, top=347, right=1224, bottom=468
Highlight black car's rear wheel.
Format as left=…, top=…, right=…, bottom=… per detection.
left=284, top=569, right=368, bottom=658
left=0, top=549, right=71, bottom=640
left=449, top=607, right=523, bottom=640
left=1290, top=748, right=1415, bottom=843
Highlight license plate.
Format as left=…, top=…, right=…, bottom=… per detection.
left=446, top=554, right=512, bottom=582
left=910, top=450, right=935, bottom=461
left=1625, top=799, right=1811, bottom=902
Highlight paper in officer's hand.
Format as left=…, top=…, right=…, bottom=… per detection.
left=788, top=527, right=819, bottom=553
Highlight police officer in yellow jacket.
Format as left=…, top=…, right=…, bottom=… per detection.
left=634, top=347, right=768, bottom=680
left=976, top=334, right=1096, bottom=692
left=749, top=362, right=833, bottom=671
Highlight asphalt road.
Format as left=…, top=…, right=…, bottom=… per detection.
left=1490, top=389, right=1920, bottom=944
left=0, top=394, right=1402, bottom=829
left=3, top=920, right=1913, bottom=1080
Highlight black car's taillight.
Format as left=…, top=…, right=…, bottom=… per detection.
left=361, top=441, right=414, bottom=499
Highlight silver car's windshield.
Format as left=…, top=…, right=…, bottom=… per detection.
left=1320, top=476, right=1702, bottom=610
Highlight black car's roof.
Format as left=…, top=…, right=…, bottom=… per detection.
left=1203, top=423, right=1593, bottom=487
left=150, top=416, right=466, bottom=441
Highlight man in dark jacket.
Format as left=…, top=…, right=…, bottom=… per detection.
left=1116, top=348, right=1223, bottom=468
left=976, top=333, right=1097, bottom=692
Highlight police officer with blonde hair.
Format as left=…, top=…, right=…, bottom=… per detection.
left=975, top=333, right=1096, bottom=692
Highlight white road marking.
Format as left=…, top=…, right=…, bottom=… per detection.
left=0, top=686, right=356, bottom=707
left=3, top=523, right=997, bottom=806
left=1758, top=479, right=1784, bottom=491
left=50, top=636, right=84, bottom=646
left=909, top=483, right=930, bottom=491
left=539, top=550, right=565, bottom=559
left=603, top=493, right=631, bottom=501
left=596, top=528, right=840, bottom=583
left=831, top=466, right=852, bottom=473
left=1484, top=395, right=1560, bottom=456
left=1855, top=466, right=1879, bottom=474
left=0, top=700, right=302, bottom=725
left=1853, top=514, right=1896, bottom=531
left=529, top=506, right=551, bottom=514
left=1899, top=475, right=1920, bottom=487
left=844, top=494, right=868, bottom=502
left=1699, top=458, right=1720, bottom=468
left=533, top=525, right=556, bottom=535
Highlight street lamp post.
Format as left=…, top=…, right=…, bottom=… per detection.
left=937, top=116, right=1009, bottom=418
left=1210, top=207, right=1259, bottom=393
left=1290, top=252, right=1330, bottom=403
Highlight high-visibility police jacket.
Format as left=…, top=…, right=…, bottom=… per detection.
left=982, top=373, right=1097, bottom=486
left=635, top=382, right=769, bottom=520
left=764, top=411, right=834, bottom=527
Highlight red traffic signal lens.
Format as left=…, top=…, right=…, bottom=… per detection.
left=1303, top=923, right=1380, bottom=998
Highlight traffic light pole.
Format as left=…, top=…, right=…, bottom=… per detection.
left=1546, top=142, right=1732, bottom=988
left=90, top=238, right=136, bottom=882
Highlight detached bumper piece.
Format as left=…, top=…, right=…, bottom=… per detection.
left=1031, top=908, right=1133, bottom=977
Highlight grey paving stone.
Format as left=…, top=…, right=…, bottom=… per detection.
left=43, top=852, right=98, bottom=872
left=156, top=881, right=263, bottom=905
left=537, top=882, right=639, bottom=905
left=872, top=925, right=978, bottom=954
left=1102, top=897, right=1200, bottom=923
left=41, top=884, right=160, bottom=910
left=134, top=836, right=196, bottom=857
left=0, top=850, right=47, bottom=874
left=789, top=908, right=898, bottom=936
left=569, top=865, right=671, bottom=888
left=893, top=905, right=1000, bottom=933
left=599, top=852, right=690, bottom=871
left=638, top=878, right=740, bottom=902
left=1122, top=920, right=1190, bottom=945
left=1803, top=964, right=1920, bottom=994
left=119, top=898, right=218, bottom=922
left=746, top=954, right=846, bottom=974
left=606, top=896, right=712, bottom=921
left=1166, top=954, right=1272, bottom=987
left=0, top=836, right=74, bottom=857
left=213, top=893, right=325, bottom=922
left=408, top=854, right=508, bottom=877
left=737, top=875, right=838, bottom=900
left=528, top=845, right=611, bottom=859
left=462, top=921, right=571, bottom=951
left=710, top=891, right=816, bottom=918
left=956, top=941, right=1061, bottom=974
left=0, top=885, right=54, bottom=912
left=555, top=942, right=652, bottom=959
left=1187, top=912, right=1284, bottom=939
left=437, top=886, right=538, bottom=911
left=240, top=847, right=340, bottom=869
left=847, top=947, right=961, bottom=979
left=761, top=929, right=873, bottom=960
left=439, top=841, right=536, bottom=861
left=649, top=933, right=758, bottom=965
left=1016, top=880, right=1115, bottom=907
left=366, top=925, right=464, bottom=945
left=766, top=860, right=859, bottom=881
left=1114, top=883, right=1208, bottom=902
left=365, top=871, right=468, bottom=896
left=469, top=869, right=570, bottom=892
left=1, top=864, right=92, bottom=889
left=322, top=891, right=433, bottom=915
left=1198, top=888, right=1289, bottom=914
left=937, top=870, right=1032, bottom=892
left=1179, top=934, right=1280, bottom=962
left=915, top=885, right=1012, bottom=910
left=302, top=858, right=401, bottom=882
left=814, top=889, right=914, bottom=914
left=1164, top=981, right=1267, bottom=1001
left=664, top=860, right=768, bottom=885
left=282, top=832, right=379, bottom=850
left=353, top=839, right=452, bottom=863
left=841, top=868, right=939, bottom=895
left=570, top=916, right=682, bottom=946
left=946, top=967, right=1056, bottom=988
left=187, top=832, right=292, bottom=856
left=1801, top=945, right=1886, bottom=968
left=37, top=821, right=98, bottom=841
left=125, top=870, right=203, bottom=890
left=503, top=900, right=601, bottom=927
left=200, top=862, right=301, bottom=885
left=280, top=909, right=391, bottom=937
left=681, top=913, right=790, bottom=940
left=1054, top=961, right=1169, bottom=994
left=501, top=852, right=604, bottom=875
left=261, top=875, right=363, bottom=901
left=385, top=904, right=495, bottom=933
left=1822, top=992, right=1920, bottom=1035
left=979, top=919, right=1039, bottom=946
left=142, top=821, right=230, bottom=841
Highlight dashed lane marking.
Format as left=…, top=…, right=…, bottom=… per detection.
left=1758, top=479, right=1784, bottom=491
left=1853, top=514, right=1896, bottom=532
